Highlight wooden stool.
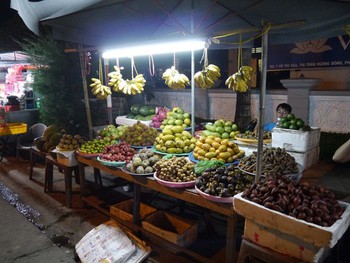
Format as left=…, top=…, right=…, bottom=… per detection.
left=29, top=146, right=47, bottom=180
left=237, top=239, right=301, bottom=263
left=44, top=155, right=79, bottom=208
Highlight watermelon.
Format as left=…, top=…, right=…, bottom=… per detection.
left=139, top=105, right=156, bottom=116
left=130, top=104, right=142, bottom=115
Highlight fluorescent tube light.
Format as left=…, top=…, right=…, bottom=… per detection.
left=102, top=39, right=206, bottom=58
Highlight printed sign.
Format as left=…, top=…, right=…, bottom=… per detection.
left=268, top=35, right=350, bottom=70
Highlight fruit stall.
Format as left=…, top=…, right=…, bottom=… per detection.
left=33, top=94, right=348, bottom=262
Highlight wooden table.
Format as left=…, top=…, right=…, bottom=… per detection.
left=0, top=123, right=27, bottom=161
left=77, top=155, right=238, bottom=263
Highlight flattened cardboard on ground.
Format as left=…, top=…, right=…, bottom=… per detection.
left=233, top=193, right=350, bottom=248
left=75, top=220, right=151, bottom=263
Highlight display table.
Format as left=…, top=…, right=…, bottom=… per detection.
left=76, top=155, right=238, bottom=263
left=0, top=123, right=27, bottom=161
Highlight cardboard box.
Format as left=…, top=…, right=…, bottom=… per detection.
left=233, top=193, right=350, bottom=262
left=110, top=199, right=157, bottom=222
left=142, top=211, right=198, bottom=247
left=115, top=115, right=151, bottom=127
left=54, top=149, right=78, bottom=167
left=287, top=146, right=320, bottom=170
left=272, top=127, right=320, bottom=152
left=244, top=219, right=328, bottom=262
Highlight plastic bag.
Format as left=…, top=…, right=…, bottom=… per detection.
left=194, top=160, right=225, bottom=174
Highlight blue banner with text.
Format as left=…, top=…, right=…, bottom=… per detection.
left=268, top=35, right=350, bottom=70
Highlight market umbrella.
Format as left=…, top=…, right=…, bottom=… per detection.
left=11, top=0, right=350, bottom=48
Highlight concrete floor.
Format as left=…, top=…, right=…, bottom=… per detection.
left=1, top=153, right=350, bottom=263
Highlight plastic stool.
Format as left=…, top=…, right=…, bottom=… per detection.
left=44, top=155, right=79, bottom=208
left=237, top=239, right=302, bottom=263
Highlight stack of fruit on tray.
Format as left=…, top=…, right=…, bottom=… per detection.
left=153, top=125, right=196, bottom=154
left=124, top=147, right=161, bottom=174
left=159, top=107, right=191, bottom=130
left=242, top=176, right=345, bottom=227
left=77, top=125, right=127, bottom=156
left=98, top=141, right=136, bottom=163
left=235, top=130, right=272, bottom=142
left=120, top=121, right=158, bottom=147
left=238, top=147, right=299, bottom=177
left=96, top=124, right=128, bottom=143
left=57, top=133, right=86, bottom=151
left=193, top=135, right=244, bottom=163
left=153, top=156, right=196, bottom=185
left=126, top=104, right=156, bottom=121
left=149, top=106, right=170, bottom=129
left=34, top=124, right=64, bottom=153
left=202, top=119, right=239, bottom=140
left=77, top=139, right=112, bottom=156
left=195, top=164, right=254, bottom=199
left=276, top=112, right=311, bottom=131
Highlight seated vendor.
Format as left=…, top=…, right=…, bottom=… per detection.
left=333, top=139, right=350, bottom=164
left=264, top=103, right=292, bottom=131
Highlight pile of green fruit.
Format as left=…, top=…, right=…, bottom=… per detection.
left=126, top=104, right=156, bottom=121
left=97, top=124, right=127, bottom=143
left=35, top=125, right=64, bottom=153
left=154, top=125, right=196, bottom=154
left=276, top=113, right=310, bottom=131
left=160, top=107, right=191, bottom=130
left=78, top=139, right=111, bottom=154
left=120, top=121, right=158, bottom=146
left=203, top=119, right=239, bottom=139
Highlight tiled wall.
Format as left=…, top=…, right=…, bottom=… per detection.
left=149, top=89, right=350, bottom=133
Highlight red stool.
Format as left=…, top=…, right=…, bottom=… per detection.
left=44, top=155, right=79, bottom=208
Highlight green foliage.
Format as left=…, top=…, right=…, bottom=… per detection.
left=19, top=36, right=87, bottom=135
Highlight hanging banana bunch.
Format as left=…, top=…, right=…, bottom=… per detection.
left=90, top=78, right=112, bottom=99
left=194, top=48, right=221, bottom=89
left=225, top=66, right=253, bottom=92
left=107, top=59, right=146, bottom=95
left=107, top=66, right=123, bottom=91
left=116, top=74, right=146, bottom=95
left=162, top=66, right=189, bottom=89
left=90, top=56, right=112, bottom=100
left=194, top=64, right=221, bottom=89
left=225, top=32, right=254, bottom=93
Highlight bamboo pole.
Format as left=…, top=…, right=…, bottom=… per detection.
left=78, top=46, right=94, bottom=140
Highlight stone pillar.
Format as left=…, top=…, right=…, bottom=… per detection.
left=280, top=78, right=320, bottom=123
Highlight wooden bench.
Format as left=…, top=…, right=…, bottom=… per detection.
left=44, top=155, right=79, bottom=208
left=29, top=146, right=47, bottom=180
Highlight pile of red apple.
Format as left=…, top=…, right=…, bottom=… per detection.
left=98, top=141, right=135, bottom=162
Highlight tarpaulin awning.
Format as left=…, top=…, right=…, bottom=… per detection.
left=11, top=0, right=350, bottom=49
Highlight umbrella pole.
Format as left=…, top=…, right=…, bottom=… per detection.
left=256, top=25, right=269, bottom=183
left=191, top=50, right=195, bottom=136
left=78, top=48, right=94, bottom=140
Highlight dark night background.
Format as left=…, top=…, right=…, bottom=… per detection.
left=0, top=0, right=36, bottom=52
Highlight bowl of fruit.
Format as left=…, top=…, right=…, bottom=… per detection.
left=97, top=141, right=136, bottom=167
